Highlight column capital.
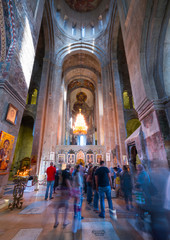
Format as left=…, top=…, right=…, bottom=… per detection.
left=137, top=97, right=170, bottom=121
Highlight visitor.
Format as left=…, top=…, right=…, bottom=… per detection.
left=117, top=165, right=122, bottom=174
left=92, top=166, right=99, bottom=212
left=149, top=168, right=169, bottom=240
left=120, top=165, right=133, bottom=210
left=110, top=166, right=116, bottom=189
left=84, top=165, right=88, bottom=193
left=54, top=164, right=72, bottom=228
left=95, top=161, right=116, bottom=219
left=53, top=166, right=59, bottom=193
left=72, top=165, right=83, bottom=234
left=114, top=167, right=121, bottom=197
left=45, top=162, right=56, bottom=200
left=86, top=163, right=93, bottom=204
left=79, top=162, right=85, bottom=219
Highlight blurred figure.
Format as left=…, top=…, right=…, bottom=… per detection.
left=79, top=162, right=85, bottom=219
left=135, top=164, right=151, bottom=227
left=86, top=163, right=93, bottom=204
left=84, top=165, right=88, bottom=193
left=72, top=165, right=82, bottom=235
left=135, top=164, right=151, bottom=210
left=117, top=165, right=122, bottom=174
left=92, top=166, right=99, bottom=212
left=45, top=162, right=56, bottom=200
left=54, top=164, right=71, bottom=228
left=53, top=167, right=59, bottom=193
left=114, top=167, right=121, bottom=197
left=110, top=166, right=116, bottom=189
left=121, top=165, right=133, bottom=210
left=149, top=168, right=170, bottom=240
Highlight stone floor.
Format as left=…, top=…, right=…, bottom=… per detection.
left=0, top=182, right=153, bottom=240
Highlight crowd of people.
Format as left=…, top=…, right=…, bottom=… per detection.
left=44, top=161, right=170, bottom=240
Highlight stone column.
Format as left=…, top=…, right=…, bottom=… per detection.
left=96, top=75, right=104, bottom=145
left=30, top=57, right=51, bottom=175
left=61, top=81, right=67, bottom=145
left=111, top=58, right=127, bottom=164
left=101, top=62, right=124, bottom=166
left=36, top=62, right=63, bottom=177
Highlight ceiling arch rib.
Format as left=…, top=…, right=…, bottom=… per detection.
left=64, top=67, right=98, bottom=86
left=62, top=51, right=101, bottom=88
left=55, top=42, right=106, bottom=66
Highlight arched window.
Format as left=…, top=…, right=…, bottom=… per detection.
left=123, top=90, right=130, bottom=109
left=81, top=26, right=85, bottom=38
left=126, top=119, right=141, bottom=137
left=31, top=89, right=38, bottom=105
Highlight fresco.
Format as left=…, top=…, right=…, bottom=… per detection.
left=0, top=131, right=15, bottom=174
left=65, top=0, right=102, bottom=12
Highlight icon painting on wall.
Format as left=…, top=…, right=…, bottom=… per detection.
left=67, top=154, right=75, bottom=164
left=0, top=131, right=15, bottom=174
left=106, top=153, right=110, bottom=162
left=58, top=154, right=65, bottom=164
left=96, top=154, right=103, bottom=164
left=86, top=154, right=94, bottom=164
left=6, top=104, right=18, bottom=125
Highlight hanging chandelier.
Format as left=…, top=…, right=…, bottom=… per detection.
left=73, top=109, right=88, bottom=135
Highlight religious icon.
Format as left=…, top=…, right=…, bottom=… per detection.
left=58, top=154, right=65, bottom=164
left=6, top=104, right=18, bottom=125
left=76, top=151, right=85, bottom=161
left=96, top=154, right=103, bottom=164
left=0, top=131, right=15, bottom=174
left=67, top=154, right=75, bottom=164
left=86, top=154, right=94, bottom=164
left=106, top=153, right=110, bottom=162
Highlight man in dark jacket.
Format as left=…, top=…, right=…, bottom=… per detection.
left=95, top=161, right=116, bottom=219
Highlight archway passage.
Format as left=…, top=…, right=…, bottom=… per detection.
left=11, top=116, right=34, bottom=178
left=62, top=51, right=102, bottom=146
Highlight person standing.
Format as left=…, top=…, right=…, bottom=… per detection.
left=72, top=165, right=82, bottom=234
left=121, top=165, right=133, bottom=210
left=95, top=161, right=116, bottom=219
left=92, top=166, right=99, bottom=212
left=53, top=167, right=59, bottom=193
left=45, top=162, right=56, bottom=200
left=86, top=163, right=93, bottom=204
left=54, top=164, right=72, bottom=228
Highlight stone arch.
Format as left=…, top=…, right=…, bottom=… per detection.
left=56, top=42, right=106, bottom=68
left=140, top=0, right=170, bottom=99
left=161, top=3, right=170, bottom=97
left=43, top=1, right=55, bottom=60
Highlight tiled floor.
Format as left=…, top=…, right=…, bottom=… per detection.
left=0, top=183, right=153, bottom=240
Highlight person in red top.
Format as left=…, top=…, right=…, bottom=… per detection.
left=45, top=162, right=56, bottom=200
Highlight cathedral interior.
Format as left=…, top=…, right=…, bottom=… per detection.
left=0, top=0, right=170, bottom=240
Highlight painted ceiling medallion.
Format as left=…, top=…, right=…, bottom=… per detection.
left=65, top=0, right=102, bottom=12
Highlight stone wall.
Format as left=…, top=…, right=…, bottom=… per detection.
left=0, top=0, right=45, bottom=197
left=117, top=0, right=170, bottom=168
